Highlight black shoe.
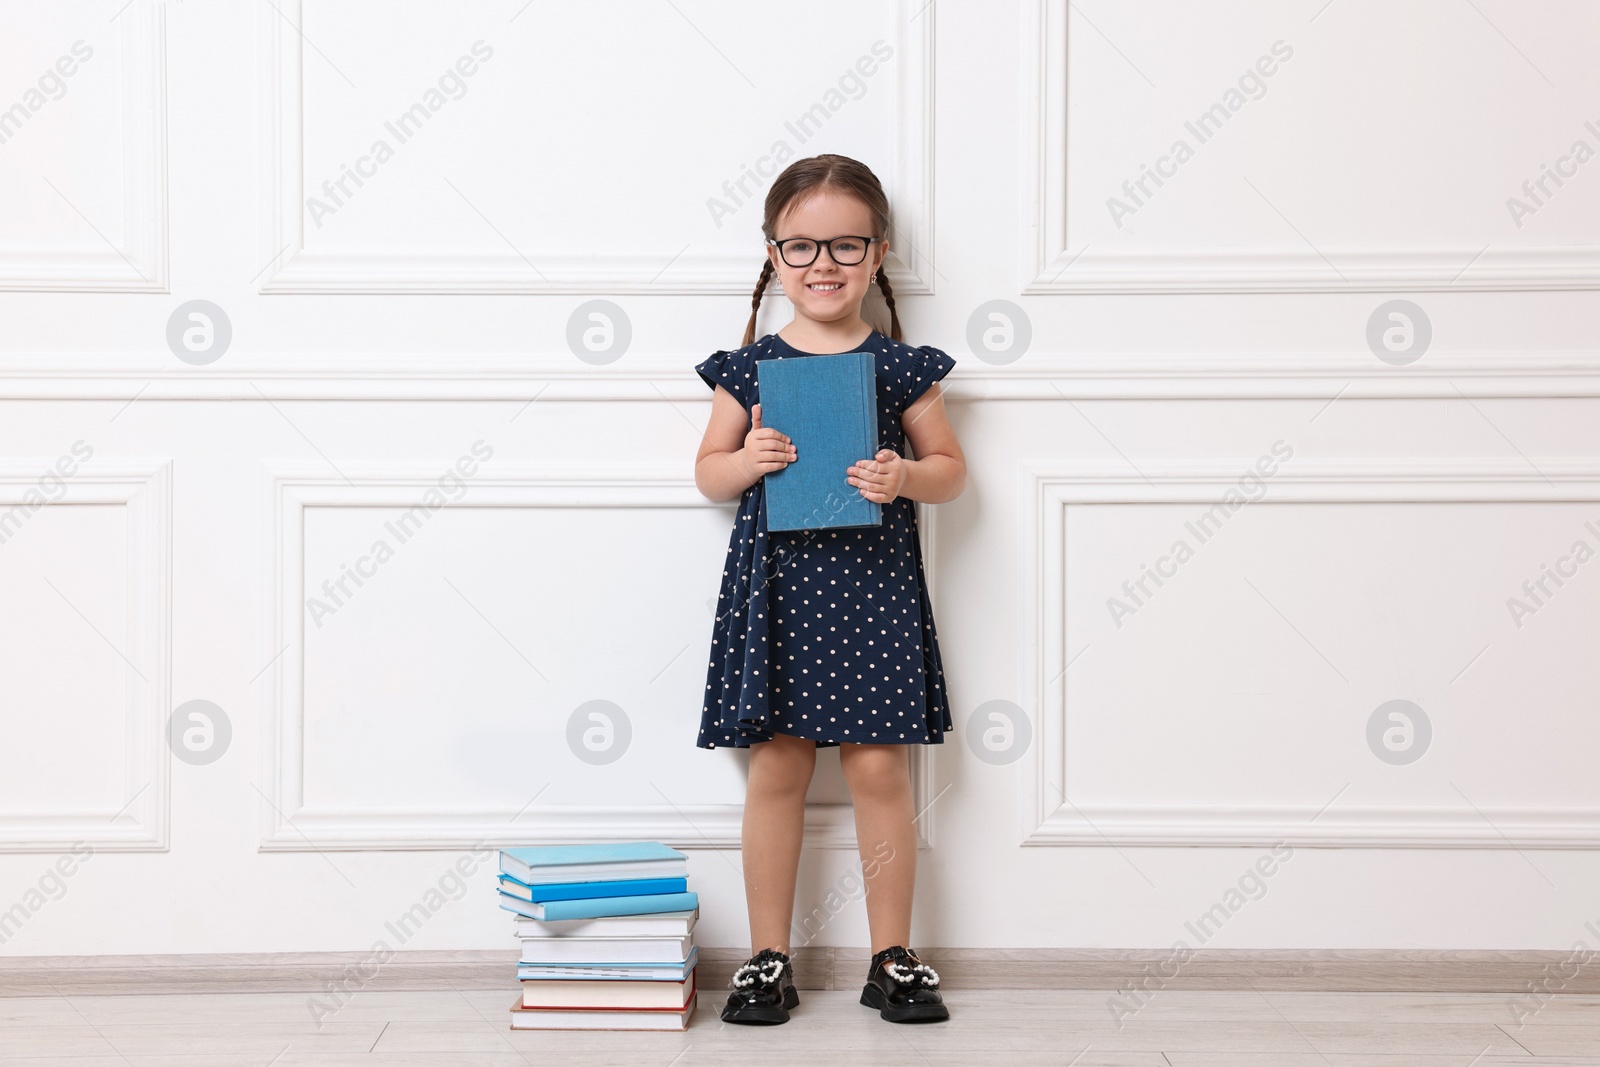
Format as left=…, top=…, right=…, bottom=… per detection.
left=859, top=945, right=949, bottom=1022
left=720, top=947, right=799, bottom=1024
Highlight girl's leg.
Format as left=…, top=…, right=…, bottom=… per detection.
left=742, top=731, right=817, bottom=957
left=837, top=743, right=917, bottom=956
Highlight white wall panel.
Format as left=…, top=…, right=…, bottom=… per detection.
left=1021, top=458, right=1600, bottom=847
left=0, top=459, right=169, bottom=851
left=259, top=0, right=933, bottom=293
left=261, top=460, right=938, bottom=851
left=1025, top=0, right=1600, bottom=291
left=0, top=1, right=167, bottom=291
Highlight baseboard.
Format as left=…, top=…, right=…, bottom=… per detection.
left=2, top=948, right=1594, bottom=996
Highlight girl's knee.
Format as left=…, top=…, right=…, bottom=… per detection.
left=750, top=734, right=817, bottom=792
left=838, top=744, right=909, bottom=794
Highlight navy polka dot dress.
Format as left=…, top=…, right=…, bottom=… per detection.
left=693, top=328, right=956, bottom=749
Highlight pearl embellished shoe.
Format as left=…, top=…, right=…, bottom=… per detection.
left=860, top=945, right=949, bottom=1022
left=721, top=947, right=799, bottom=1024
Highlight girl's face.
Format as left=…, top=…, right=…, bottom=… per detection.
left=767, top=188, right=887, bottom=329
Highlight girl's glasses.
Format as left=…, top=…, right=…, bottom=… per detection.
left=767, top=235, right=878, bottom=269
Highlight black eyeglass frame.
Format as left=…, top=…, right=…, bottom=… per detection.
left=766, top=235, right=880, bottom=269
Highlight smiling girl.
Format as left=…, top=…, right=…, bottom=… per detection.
left=692, top=153, right=965, bottom=1025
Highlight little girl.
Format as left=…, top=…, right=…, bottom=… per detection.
left=692, top=153, right=965, bottom=1025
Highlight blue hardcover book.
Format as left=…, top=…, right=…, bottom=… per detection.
left=497, top=889, right=699, bottom=922
left=498, top=874, right=688, bottom=903
left=757, top=351, right=881, bottom=532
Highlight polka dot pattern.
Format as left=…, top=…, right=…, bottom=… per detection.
left=693, top=329, right=956, bottom=750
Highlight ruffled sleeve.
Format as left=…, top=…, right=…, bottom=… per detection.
left=900, top=343, right=956, bottom=413
left=694, top=347, right=753, bottom=410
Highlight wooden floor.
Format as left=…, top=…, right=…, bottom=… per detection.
left=1, top=986, right=1598, bottom=1065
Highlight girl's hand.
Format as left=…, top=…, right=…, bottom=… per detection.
left=848, top=449, right=906, bottom=504
left=742, top=403, right=796, bottom=476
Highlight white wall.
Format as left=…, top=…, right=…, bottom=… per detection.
left=2, top=0, right=1599, bottom=958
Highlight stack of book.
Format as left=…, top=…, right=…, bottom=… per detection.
left=497, top=841, right=698, bottom=1031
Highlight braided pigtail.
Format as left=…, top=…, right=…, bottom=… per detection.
left=741, top=258, right=777, bottom=348
left=875, top=269, right=903, bottom=343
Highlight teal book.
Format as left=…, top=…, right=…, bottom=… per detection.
left=498, top=889, right=699, bottom=922
left=498, top=874, right=688, bottom=903
left=756, top=351, right=881, bottom=532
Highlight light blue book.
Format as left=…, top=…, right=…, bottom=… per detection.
left=498, top=889, right=698, bottom=922
left=498, top=841, right=686, bottom=885
left=498, top=874, right=688, bottom=903
left=518, top=945, right=698, bottom=982
left=757, top=351, right=882, bottom=532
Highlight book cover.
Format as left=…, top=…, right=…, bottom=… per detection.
left=498, top=841, right=686, bottom=885
left=520, top=970, right=695, bottom=1009
left=757, top=351, right=881, bottom=532
left=517, top=945, right=697, bottom=982
left=509, top=977, right=695, bottom=1031
left=512, top=907, right=697, bottom=940
left=518, top=934, right=694, bottom=965
left=497, top=874, right=687, bottom=903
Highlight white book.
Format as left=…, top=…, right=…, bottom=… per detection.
left=509, top=992, right=695, bottom=1031
left=513, top=908, right=697, bottom=940
left=520, top=971, right=695, bottom=1010
left=520, top=934, right=694, bottom=965
left=517, top=945, right=697, bottom=981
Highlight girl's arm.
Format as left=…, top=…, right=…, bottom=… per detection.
left=695, top=386, right=794, bottom=502
left=852, top=383, right=966, bottom=505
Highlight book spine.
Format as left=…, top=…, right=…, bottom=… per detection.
left=862, top=354, right=879, bottom=524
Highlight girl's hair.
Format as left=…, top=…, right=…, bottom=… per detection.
left=741, top=153, right=902, bottom=347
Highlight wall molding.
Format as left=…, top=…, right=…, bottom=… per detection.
left=260, top=460, right=938, bottom=851
left=7, top=350, right=1600, bottom=400
left=1020, top=457, right=1600, bottom=848
left=4, top=946, right=1597, bottom=995
left=256, top=0, right=935, bottom=294
left=1020, top=0, right=1600, bottom=293
left=0, top=460, right=171, bottom=852
left=0, top=6, right=168, bottom=292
